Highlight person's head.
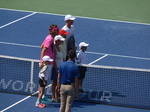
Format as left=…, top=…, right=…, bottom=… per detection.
left=68, top=50, right=76, bottom=60
left=64, top=14, right=76, bottom=27
left=49, top=24, right=59, bottom=37
left=58, top=29, right=69, bottom=38
left=79, top=42, right=89, bottom=51
left=42, top=55, right=53, bottom=65
left=54, top=35, right=65, bottom=45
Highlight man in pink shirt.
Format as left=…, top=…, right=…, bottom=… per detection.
left=40, top=34, right=54, bottom=65
left=39, top=24, right=59, bottom=103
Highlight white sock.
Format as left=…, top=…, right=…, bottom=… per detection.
left=42, top=95, right=45, bottom=99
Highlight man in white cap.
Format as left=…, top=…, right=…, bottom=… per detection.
left=62, top=14, right=76, bottom=60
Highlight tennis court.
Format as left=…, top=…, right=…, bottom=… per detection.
left=0, top=0, right=150, bottom=111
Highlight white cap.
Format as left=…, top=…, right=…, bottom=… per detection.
left=54, top=35, right=65, bottom=41
left=42, top=56, right=53, bottom=62
left=79, top=42, right=89, bottom=49
left=64, top=14, right=76, bottom=21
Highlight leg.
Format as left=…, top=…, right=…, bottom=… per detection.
left=38, top=86, right=45, bottom=103
left=59, top=85, right=67, bottom=112
left=65, top=85, right=75, bottom=112
left=52, top=80, right=57, bottom=100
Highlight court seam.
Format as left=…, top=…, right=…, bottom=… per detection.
left=0, top=8, right=150, bottom=26
left=0, top=12, right=36, bottom=29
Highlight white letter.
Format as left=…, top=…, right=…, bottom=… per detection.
left=100, top=91, right=112, bottom=102
left=12, top=80, right=23, bottom=91
left=0, top=79, right=12, bottom=89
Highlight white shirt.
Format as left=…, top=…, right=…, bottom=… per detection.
left=77, top=51, right=87, bottom=64
left=62, top=25, right=75, bottom=53
left=62, top=25, right=74, bottom=38
left=60, top=42, right=67, bottom=61
left=55, top=46, right=63, bottom=68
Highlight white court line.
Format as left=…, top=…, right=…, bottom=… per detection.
left=0, top=8, right=150, bottom=26
left=88, top=54, right=108, bottom=65
left=0, top=12, right=36, bottom=29
left=0, top=41, right=150, bottom=61
left=86, top=51, right=150, bottom=61
left=0, top=84, right=52, bottom=112
left=0, top=41, right=39, bottom=48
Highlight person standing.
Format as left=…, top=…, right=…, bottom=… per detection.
left=57, top=50, right=79, bottom=112
left=77, top=42, right=89, bottom=93
left=51, top=35, right=65, bottom=102
left=58, top=29, right=69, bottom=61
left=40, top=24, right=59, bottom=102
left=36, top=56, right=53, bottom=108
left=62, top=14, right=76, bottom=60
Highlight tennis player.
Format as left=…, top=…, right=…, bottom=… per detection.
left=40, top=24, right=59, bottom=103
left=36, top=56, right=53, bottom=108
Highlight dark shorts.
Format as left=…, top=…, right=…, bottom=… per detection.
left=51, top=67, right=58, bottom=81
left=39, top=79, right=47, bottom=87
left=78, top=66, right=87, bottom=80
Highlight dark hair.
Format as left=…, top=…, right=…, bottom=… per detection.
left=68, top=50, right=76, bottom=59
left=49, top=24, right=58, bottom=36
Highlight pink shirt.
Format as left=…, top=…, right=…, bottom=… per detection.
left=41, top=35, right=54, bottom=64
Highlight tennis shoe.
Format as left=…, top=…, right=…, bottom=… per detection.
left=42, top=97, right=52, bottom=104
left=36, top=103, right=46, bottom=108
left=35, top=100, right=39, bottom=106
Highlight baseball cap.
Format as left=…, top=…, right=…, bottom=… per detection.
left=58, top=29, right=69, bottom=35
left=54, top=35, right=65, bottom=41
left=64, top=14, right=76, bottom=21
left=42, top=56, right=53, bottom=62
left=79, top=42, right=89, bottom=49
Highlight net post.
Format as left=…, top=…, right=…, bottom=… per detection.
left=30, top=60, right=34, bottom=94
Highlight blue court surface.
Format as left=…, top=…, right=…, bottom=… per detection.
left=0, top=92, right=149, bottom=112
left=0, top=8, right=150, bottom=69
left=0, top=8, right=150, bottom=112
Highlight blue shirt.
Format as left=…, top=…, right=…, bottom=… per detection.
left=58, top=60, right=79, bottom=84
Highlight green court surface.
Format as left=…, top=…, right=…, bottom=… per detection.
left=0, top=0, right=150, bottom=24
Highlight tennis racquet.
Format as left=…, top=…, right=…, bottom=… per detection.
left=40, top=65, right=48, bottom=73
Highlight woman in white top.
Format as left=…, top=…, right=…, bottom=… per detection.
left=51, top=35, right=64, bottom=102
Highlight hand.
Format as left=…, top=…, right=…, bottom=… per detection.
left=56, top=85, right=60, bottom=93
left=43, top=81, right=47, bottom=85
left=39, top=63, right=43, bottom=67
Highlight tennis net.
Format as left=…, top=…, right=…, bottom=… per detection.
left=0, top=55, right=149, bottom=109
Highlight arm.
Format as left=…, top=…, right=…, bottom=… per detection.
left=57, top=73, right=61, bottom=93
left=40, top=43, right=44, bottom=49
left=77, top=53, right=81, bottom=64
left=39, top=47, right=47, bottom=67
left=53, top=47, right=58, bottom=72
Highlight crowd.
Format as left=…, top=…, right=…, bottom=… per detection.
left=36, top=14, right=89, bottom=112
